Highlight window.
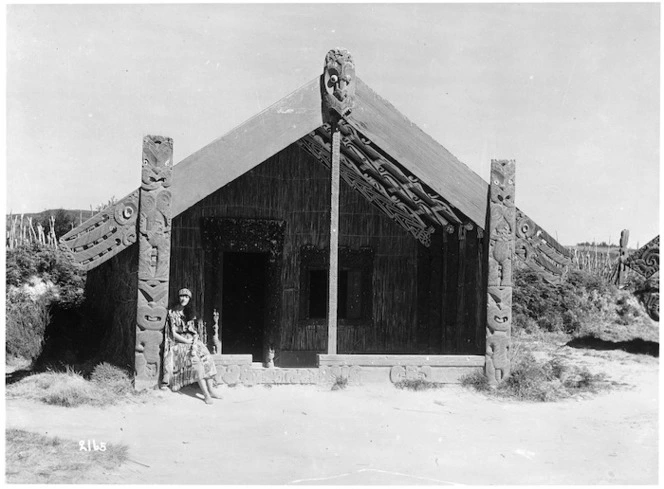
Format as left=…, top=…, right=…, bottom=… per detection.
left=307, top=268, right=364, bottom=320
left=299, top=245, right=373, bottom=323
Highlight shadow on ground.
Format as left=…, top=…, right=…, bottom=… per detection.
left=6, top=369, right=34, bottom=385
left=566, top=336, right=659, bottom=357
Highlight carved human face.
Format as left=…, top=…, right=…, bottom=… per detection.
left=324, top=49, right=356, bottom=116
left=179, top=294, right=190, bottom=307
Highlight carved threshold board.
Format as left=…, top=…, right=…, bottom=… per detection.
left=318, top=354, right=485, bottom=367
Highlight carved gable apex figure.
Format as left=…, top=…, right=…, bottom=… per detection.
left=323, top=48, right=356, bottom=119
left=142, top=136, right=173, bottom=191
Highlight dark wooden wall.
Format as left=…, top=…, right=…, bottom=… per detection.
left=169, top=143, right=485, bottom=355
left=84, top=244, right=138, bottom=370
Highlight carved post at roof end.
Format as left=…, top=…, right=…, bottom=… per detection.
left=322, top=48, right=356, bottom=121
left=135, top=135, right=173, bottom=387
left=485, top=159, right=516, bottom=386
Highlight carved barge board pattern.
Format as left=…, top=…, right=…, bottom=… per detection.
left=297, top=121, right=464, bottom=247
left=135, top=136, right=173, bottom=381
left=486, top=159, right=516, bottom=385
left=625, top=235, right=659, bottom=279
left=58, top=191, right=139, bottom=271
left=514, top=209, right=573, bottom=284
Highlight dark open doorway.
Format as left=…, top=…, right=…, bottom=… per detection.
left=221, top=252, right=268, bottom=361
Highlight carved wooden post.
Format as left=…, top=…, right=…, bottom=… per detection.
left=135, top=135, right=173, bottom=386
left=485, top=159, right=516, bottom=385
left=617, top=229, right=629, bottom=286
left=322, top=48, right=356, bottom=355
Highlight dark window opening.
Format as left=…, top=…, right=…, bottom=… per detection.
left=308, top=269, right=364, bottom=320
left=299, top=245, right=373, bottom=324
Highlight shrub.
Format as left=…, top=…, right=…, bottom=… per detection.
left=5, top=244, right=86, bottom=363
left=6, top=292, right=51, bottom=361
left=512, top=268, right=642, bottom=337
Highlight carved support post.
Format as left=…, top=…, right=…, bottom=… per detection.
left=485, top=159, right=516, bottom=385
left=617, top=229, right=629, bottom=286
left=322, top=48, right=356, bottom=355
left=135, top=135, right=173, bottom=386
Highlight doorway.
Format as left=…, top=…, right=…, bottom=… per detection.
left=221, top=252, right=268, bottom=361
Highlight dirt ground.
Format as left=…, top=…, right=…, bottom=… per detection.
left=5, top=345, right=658, bottom=485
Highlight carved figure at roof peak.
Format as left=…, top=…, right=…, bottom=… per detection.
left=323, top=48, right=356, bottom=118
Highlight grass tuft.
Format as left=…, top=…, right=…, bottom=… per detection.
left=331, top=376, right=348, bottom=391
left=460, top=353, right=612, bottom=402
left=6, top=366, right=146, bottom=407
left=6, top=429, right=128, bottom=484
left=90, top=362, right=133, bottom=395
left=393, top=379, right=445, bottom=391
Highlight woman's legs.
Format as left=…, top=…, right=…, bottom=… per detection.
left=197, top=378, right=213, bottom=404
left=206, top=377, right=222, bottom=398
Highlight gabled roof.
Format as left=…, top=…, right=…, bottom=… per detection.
left=171, top=76, right=487, bottom=227
left=60, top=64, right=572, bottom=277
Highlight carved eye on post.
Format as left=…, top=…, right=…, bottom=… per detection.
left=345, top=75, right=352, bottom=83
left=330, top=74, right=339, bottom=84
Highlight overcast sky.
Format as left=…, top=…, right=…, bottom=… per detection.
left=6, top=3, right=660, bottom=247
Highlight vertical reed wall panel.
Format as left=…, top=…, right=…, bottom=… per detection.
left=169, top=143, right=424, bottom=354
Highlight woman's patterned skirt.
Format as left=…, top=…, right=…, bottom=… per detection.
left=162, top=340, right=217, bottom=391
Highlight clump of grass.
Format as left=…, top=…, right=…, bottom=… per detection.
left=90, top=362, right=133, bottom=395
left=7, top=366, right=143, bottom=407
left=459, top=371, right=492, bottom=392
left=461, top=353, right=611, bottom=401
left=6, top=429, right=128, bottom=484
left=331, top=376, right=348, bottom=391
left=393, top=379, right=445, bottom=391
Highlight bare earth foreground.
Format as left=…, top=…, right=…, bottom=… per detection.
left=6, top=347, right=658, bottom=485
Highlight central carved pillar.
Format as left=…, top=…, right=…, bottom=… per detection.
left=322, top=48, right=355, bottom=355
left=485, top=159, right=516, bottom=385
left=135, top=135, right=173, bottom=386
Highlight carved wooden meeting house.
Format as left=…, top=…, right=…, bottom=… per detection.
left=60, top=49, right=572, bottom=387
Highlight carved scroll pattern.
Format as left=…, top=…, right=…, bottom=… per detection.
left=625, top=235, right=660, bottom=279
left=486, top=159, right=516, bottom=385
left=297, top=122, right=463, bottom=247
left=215, top=365, right=361, bottom=385
left=514, top=209, right=573, bottom=284
left=58, top=191, right=139, bottom=271
left=135, top=136, right=173, bottom=381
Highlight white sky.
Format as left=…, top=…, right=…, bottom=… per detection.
left=6, top=3, right=660, bottom=247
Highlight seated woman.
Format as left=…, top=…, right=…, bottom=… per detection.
left=161, top=288, right=221, bottom=404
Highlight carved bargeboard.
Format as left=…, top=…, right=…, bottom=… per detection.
left=486, top=159, right=516, bottom=385
left=625, top=235, right=659, bottom=279
left=297, top=121, right=463, bottom=247
left=135, top=135, right=173, bottom=381
left=58, top=191, right=139, bottom=271
left=514, top=209, right=573, bottom=284
left=625, top=235, right=660, bottom=321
